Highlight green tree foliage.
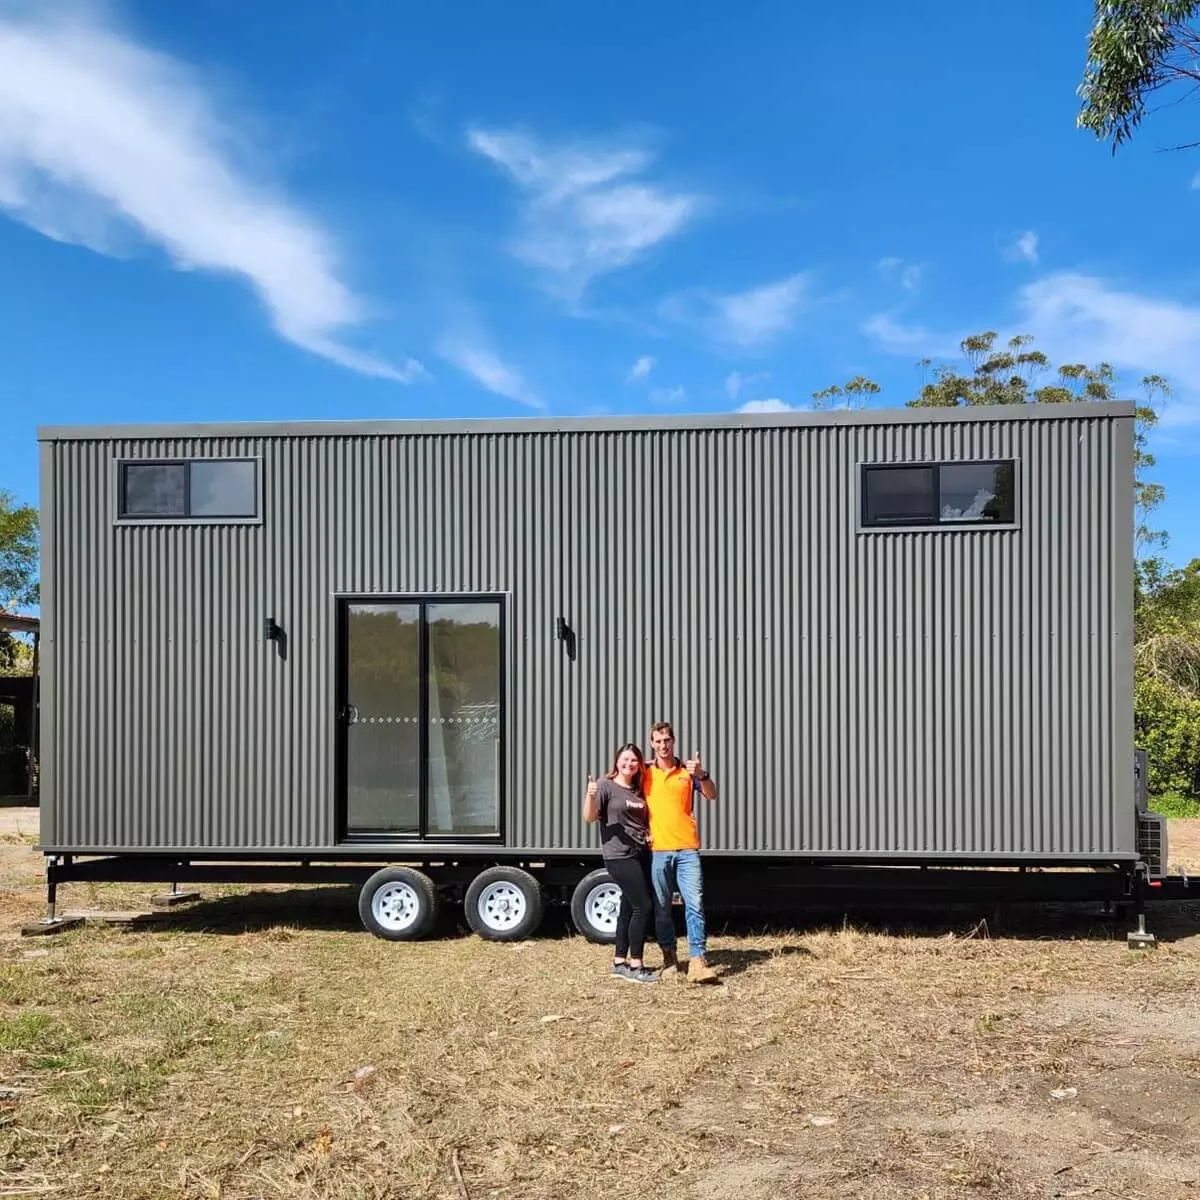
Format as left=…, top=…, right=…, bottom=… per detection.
left=816, top=337, right=1195, bottom=795
left=0, top=635, right=33, bottom=675
left=816, top=331, right=1168, bottom=550
left=910, top=333, right=1167, bottom=551
left=1078, top=1, right=1200, bottom=151
left=1135, top=557, right=1200, bottom=796
left=0, top=490, right=38, bottom=611
left=811, top=376, right=881, bottom=409
left=0, top=491, right=38, bottom=674
left=1074, top=7, right=1200, bottom=795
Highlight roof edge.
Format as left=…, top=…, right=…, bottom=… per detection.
left=0, top=613, right=39, bottom=634
left=38, top=400, right=1136, bottom=442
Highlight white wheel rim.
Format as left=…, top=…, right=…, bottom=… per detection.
left=585, top=883, right=622, bottom=934
left=372, top=882, right=421, bottom=932
left=477, top=881, right=528, bottom=932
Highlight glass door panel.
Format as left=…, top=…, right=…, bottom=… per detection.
left=426, top=602, right=502, bottom=836
left=344, top=603, right=421, bottom=834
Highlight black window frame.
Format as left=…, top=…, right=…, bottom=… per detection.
left=860, top=459, right=1016, bottom=529
left=116, top=458, right=261, bottom=523
left=335, top=593, right=508, bottom=845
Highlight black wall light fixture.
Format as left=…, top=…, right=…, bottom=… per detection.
left=556, top=616, right=577, bottom=662
left=263, top=617, right=282, bottom=642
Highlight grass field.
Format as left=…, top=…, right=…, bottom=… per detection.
left=3, top=811, right=1200, bottom=1199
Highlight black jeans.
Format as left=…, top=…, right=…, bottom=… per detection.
left=605, top=850, right=654, bottom=961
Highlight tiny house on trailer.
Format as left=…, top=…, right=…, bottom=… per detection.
left=35, top=401, right=1164, bottom=942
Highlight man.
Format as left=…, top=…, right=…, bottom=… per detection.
left=644, top=721, right=718, bottom=983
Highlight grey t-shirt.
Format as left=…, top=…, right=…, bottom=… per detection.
left=597, top=778, right=649, bottom=859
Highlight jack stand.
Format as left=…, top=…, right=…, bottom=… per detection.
left=1127, top=878, right=1157, bottom=950
left=21, top=878, right=84, bottom=937
left=151, top=882, right=200, bottom=908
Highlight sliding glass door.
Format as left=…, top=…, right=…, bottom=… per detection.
left=340, top=597, right=503, bottom=840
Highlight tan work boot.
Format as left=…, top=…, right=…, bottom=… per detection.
left=687, top=956, right=719, bottom=984
left=659, top=949, right=680, bottom=980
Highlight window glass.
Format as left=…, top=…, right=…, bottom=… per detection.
left=426, top=603, right=502, bottom=837
left=863, top=466, right=936, bottom=525
left=939, top=462, right=1015, bottom=523
left=345, top=604, right=421, bottom=835
left=122, top=463, right=186, bottom=517
left=190, top=461, right=257, bottom=517
left=342, top=600, right=504, bottom=840
left=119, top=460, right=259, bottom=520
left=863, top=460, right=1016, bottom=527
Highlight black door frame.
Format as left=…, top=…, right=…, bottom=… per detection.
left=335, top=593, right=507, bottom=844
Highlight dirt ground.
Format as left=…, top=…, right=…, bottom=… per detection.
left=2, top=811, right=1200, bottom=1200
left=0, top=807, right=38, bottom=838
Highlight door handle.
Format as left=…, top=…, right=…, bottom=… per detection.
left=342, top=703, right=359, bottom=726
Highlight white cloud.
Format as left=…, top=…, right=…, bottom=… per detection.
left=650, top=385, right=686, bottom=405
left=725, top=370, right=770, bottom=399
left=863, top=313, right=960, bottom=357
left=664, top=273, right=809, bottom=348
left=438, top=340, right=543, bottom=409
left=0, top=6, right=422, bottom=381
left=867, top=272, right=1200, bottom=429
left=877, top=257, right=921, bottom=291
left=627, top=354, right=655, bottom=382
left=718, top=275, right=807, bottom=345
left=1005, top=230, right=1040, bottom=265
left=1018, top=272, right=1200, bottom=426
left=738, top=398, right=795, bottom=413
left=466, top=126, right=698, bottom=293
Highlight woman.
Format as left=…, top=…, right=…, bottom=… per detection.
left=582, top=744, right=658, bottom=984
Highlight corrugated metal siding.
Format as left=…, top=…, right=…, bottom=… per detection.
left=41, top=414, right=1135, bottom=858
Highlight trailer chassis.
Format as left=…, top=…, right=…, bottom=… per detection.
left=27, top=852, right=1196, bottom=949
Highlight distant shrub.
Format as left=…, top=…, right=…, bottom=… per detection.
left=1136, top=676, right=1200, bottom=799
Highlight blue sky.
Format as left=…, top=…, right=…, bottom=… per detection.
left=0, top=0, right=1197, bottom=564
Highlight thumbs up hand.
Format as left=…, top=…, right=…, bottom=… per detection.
left=686, top=753, right=702, bottom=778
left=586, top=773, right=598, bottom=801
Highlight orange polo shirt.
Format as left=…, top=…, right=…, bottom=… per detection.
left=644, top=761, right=701, bottom=851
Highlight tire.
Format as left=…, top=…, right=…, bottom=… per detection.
left=570, top=868, right=621, bottom=945
left=464, top=866, right=544, bottom=941
left=358, top=866, right=440, bottom=941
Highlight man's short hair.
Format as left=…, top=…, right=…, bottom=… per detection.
left=650, top=721, right=674, bottom=737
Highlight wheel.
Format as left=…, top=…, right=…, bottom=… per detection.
left=570, top=868, right=621, bottom=945
left=358, top=866, right=440, bottom=941
left=464, top=866, right=544, bottom=941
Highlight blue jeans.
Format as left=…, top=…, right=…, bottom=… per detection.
left=651, top=849, right=706, bottom=960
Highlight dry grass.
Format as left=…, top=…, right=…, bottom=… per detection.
left=1, top=822, right=1200, bottom=1198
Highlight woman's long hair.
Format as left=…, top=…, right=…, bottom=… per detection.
left=606, top=743, right=646, bottom=795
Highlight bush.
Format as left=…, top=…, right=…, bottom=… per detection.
left=1150, top=792, right=1200, bottom=819
left=1136, top=676, right=1200, bottom=798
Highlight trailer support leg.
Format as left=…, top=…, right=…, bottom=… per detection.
left=1127, top=876, right=1156, bottom=950
left=151, top=880, right=201, bottom=908
left=20, top=864, right=85, bottom=937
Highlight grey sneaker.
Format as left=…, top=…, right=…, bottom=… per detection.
left=612, top=962, right=657, bottom=984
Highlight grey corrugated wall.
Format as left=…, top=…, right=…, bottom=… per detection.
left=38, top=406, right=1136, bottom=860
